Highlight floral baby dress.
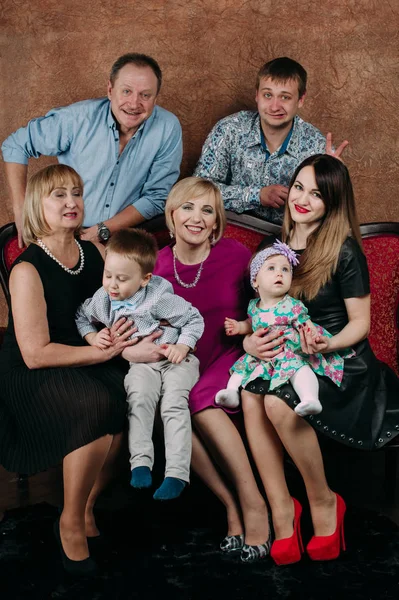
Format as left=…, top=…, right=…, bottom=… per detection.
left=231, top=295, right=352, bottom=390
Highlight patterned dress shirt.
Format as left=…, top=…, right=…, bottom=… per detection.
left=194, top=112, right=326, bottom=225
left=75, top=275, right=204, bottom=350
left=2, top=99, right=182, bottom=226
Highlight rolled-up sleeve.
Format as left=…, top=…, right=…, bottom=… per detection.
left=2, top=107, right=72, bottom=164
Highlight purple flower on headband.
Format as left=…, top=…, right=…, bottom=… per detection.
left=250, top=241, right=300, bottom=289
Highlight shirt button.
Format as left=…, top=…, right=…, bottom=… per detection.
left=116, top=161, right=119, bottom=165
left=105, top=204, right=110, bottom=208
left=110, top=183, right=114, bottom=187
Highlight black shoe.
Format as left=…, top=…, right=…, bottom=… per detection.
left=53, top=519, right=98, bottom=576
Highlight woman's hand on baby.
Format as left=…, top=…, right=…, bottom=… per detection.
left=159, top=343, right=190, bottom=364
left=100, top=332, right=138, bottom=360
left=122, top=330, right=164, bottom=363
left=224, top=317, right=240, bottom=336
left=110, top=317, right=135, bottom=342
left=243, top=328, right=284, bottom=360
left=299, top=324, right=330, bottom=354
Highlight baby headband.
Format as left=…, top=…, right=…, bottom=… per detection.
left=250, top=240, right=300, bottom=288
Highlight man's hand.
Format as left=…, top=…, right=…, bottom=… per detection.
left=224, top=317, right=241, bottom=336
left=260, top=185, right=288, bottom=209
left=243, top=327, right=285, bottom=360
left=159, top=343, right=190, bottom=364
left=325, top=132, right=349, bottom=162
left=80, top=226, right=99, bottom=243
left=85, top=328, right=112, bottom=349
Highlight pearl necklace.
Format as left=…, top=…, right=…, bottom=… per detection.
left=172, top=246, right=208, bottom=288
left=36, top=238, right=85, bottom=275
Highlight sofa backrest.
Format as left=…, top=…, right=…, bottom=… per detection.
left=0, top=218, right=398, bottom=375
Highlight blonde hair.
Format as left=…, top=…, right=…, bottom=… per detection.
left=165, top=177, right=226, bottom=244
left=106, top=228, right=157, bottom=275
left=23, top=164, right=84, bottom=245
left=282, top=154, right=363, bottom=301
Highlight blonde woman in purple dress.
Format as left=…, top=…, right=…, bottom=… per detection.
left=147, top=177, right=283, bottom=562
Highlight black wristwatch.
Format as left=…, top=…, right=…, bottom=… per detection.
left=97, top=222, right=111, bottom=242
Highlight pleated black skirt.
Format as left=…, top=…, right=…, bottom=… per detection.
left=0, top=362, right=127, bottom=475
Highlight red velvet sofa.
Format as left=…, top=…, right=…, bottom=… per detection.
left=0, top=213, right=398, bottom=512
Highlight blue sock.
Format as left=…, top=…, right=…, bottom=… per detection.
left=130, top=466, right=152, bottom=489
left=153, top=477, right=187, bottom=501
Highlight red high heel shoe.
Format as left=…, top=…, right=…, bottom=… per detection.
left=307, top=493, right=346, bottom=561
left=270, top=498, right=303, bottom=565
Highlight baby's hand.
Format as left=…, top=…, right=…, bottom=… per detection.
left=159, top=343, right=190, bottom=364
left=299, top=324, right=330, bottom=354
left=86, top=328, right=112, bottom=349
left=224, top=317, right=240, bottom=336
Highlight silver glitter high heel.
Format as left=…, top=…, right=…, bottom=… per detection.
left=220, top=533, right=245, bottom=553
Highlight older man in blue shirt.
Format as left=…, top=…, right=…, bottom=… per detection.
left=194, top=57, right=348, bottom=225
left=2, top=53, right=182, bottom=247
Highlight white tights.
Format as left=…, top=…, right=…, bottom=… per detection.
left=290, top=365, right=322, bottom=417
left=215, top=365, right=322, bottom=417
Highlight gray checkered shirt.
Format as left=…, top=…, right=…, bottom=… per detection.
left=75, top=275, right=204, bottom=349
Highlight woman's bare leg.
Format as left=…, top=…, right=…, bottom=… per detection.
left=241, top=390, right=294, bottom=540
left=193, top=408, right=269, bottom=545
left=263, top=395, right=337, bottom=537
left=191, top=429, right=243, bottom=536
left=84, top=432, right=124, bottom=537
left=60, top=435, right=113, bottom=561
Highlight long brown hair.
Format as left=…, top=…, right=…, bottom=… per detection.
left=282, top=154, right=363, bottom=301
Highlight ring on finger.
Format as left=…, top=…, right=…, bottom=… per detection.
left=116, top=333, right=121, bottom=337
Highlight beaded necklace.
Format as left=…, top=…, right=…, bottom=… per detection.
left=172, top=246, right=208, bottom=289
left=36, top=238, right=85, bottom=275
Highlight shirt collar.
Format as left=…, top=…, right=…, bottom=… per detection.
left=249, top=114, right=300, bottom=158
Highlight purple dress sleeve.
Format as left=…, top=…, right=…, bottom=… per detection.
left=154, top=238, right=252, bottom=414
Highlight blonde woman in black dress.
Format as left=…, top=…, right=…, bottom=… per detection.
left=0, top=165, right=134, bottom=575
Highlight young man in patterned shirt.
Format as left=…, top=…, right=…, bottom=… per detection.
left=194, top=57, right=348, bottom=225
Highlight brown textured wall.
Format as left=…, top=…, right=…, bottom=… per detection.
left=1, top=0, right=398, bottom=324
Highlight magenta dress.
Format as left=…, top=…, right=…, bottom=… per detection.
left=154, top=238, right=251, bottom=414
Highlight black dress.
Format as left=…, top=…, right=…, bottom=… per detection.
left=0, top=241, right=127, bottom=475
left=247, top=237, right=399, bottom=450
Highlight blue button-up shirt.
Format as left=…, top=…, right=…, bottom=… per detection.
left=194, top=111, right=326, bottom=225
left=2, top=98, right=182, bottom=226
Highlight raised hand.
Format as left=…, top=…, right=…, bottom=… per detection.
left=325, top=132, right=349, bottom=162
left=224, top=317, right=241, bottom=336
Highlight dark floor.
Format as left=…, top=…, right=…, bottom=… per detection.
left=1, top=445, right=399, bottom=600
